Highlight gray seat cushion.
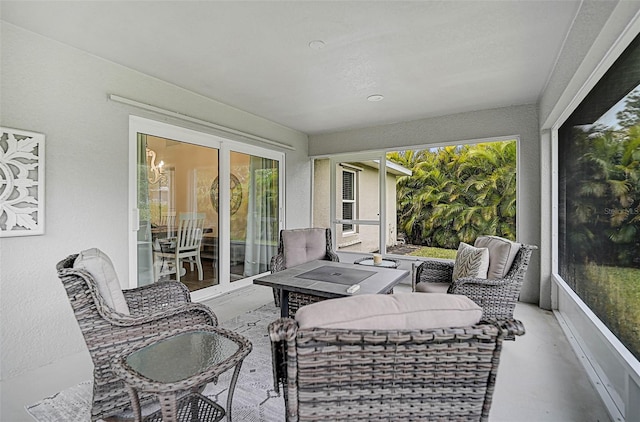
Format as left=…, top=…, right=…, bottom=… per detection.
left=474, top=235, right=521, bottom=279
left=415, top=281, right=450, bottom=294
left=282, top=228, right=328, bottom=268
left=295, top=293, right=482, bottom=330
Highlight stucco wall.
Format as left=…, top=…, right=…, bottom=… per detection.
left=309, top=105, right=542, bottom=305
left=0, top=24, right=309, bottom=380
left=312, top=159, right=331, bottom=227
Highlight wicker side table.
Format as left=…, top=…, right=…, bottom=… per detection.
left=113, top=324, right=251, bottom=422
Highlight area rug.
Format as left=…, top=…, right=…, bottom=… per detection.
left=26, top=303, right=286, bottom=422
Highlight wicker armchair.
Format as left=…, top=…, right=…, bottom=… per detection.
left=270, top=228, right=339, bottom=307
left=56, top=251, right=218, bottom=421
left=413, top=242, right=537, bottom=321
left=268, top=294, right=524, bottom=421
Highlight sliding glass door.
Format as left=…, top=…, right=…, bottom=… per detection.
left=228, top=151, right=280, bottom=280
left=129, top=117, right=283, bottom=298
left=132, top=121, right=220, bottom=292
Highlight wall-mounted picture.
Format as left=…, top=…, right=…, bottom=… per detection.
left=0, top=127, right=45, bottom=237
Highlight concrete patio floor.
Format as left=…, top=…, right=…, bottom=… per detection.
left=1, top=283, right=611, bottom=421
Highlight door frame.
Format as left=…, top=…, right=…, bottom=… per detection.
left=128, top=115, right=285, bottom=301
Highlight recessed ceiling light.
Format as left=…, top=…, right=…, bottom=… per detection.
left=309, top=40, right=325, bottom=50
left=367, top=94, right=384, bottom=102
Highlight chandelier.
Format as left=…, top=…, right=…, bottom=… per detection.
left=146, top=147, right=166, bottom=184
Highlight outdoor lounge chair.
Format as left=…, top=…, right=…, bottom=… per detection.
left=413, top=236, right=538, bottom=321
left=270, top=228, right=339, bottom=308
left=269, top=293, right=524, bottom=421
left=56, top=248, right=218, bottom=421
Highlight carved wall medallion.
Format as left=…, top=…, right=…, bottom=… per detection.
left=0, top=127, right=45, bottom=237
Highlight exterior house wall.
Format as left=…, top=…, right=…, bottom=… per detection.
left=313, top=160, right=401, bottom=253
left=312, top=159, right=331, bottom=228
left=0, top=23, right=309, bottom=381
left=337, top=164, right=379, bottom=253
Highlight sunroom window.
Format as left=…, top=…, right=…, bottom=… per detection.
left=557, top=33, right=640, bottom=361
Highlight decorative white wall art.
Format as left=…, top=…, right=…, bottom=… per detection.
left=0, top=127, right=45, bottom=237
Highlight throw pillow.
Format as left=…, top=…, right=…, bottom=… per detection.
left=295, top=293, right=482, bottom=330
left=74, top=248, right=131, bottom=315
left=452, top=242, right=489, bottom=281
left=474, top=235, right=521, bottom=279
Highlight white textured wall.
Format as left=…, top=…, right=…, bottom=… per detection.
left=309, top=105, right=542, bottom=305
left=0, top=24, right=308, bottom=380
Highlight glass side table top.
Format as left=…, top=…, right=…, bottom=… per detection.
left=354, top=258, right=400, bottom=268
left=125, top=331, right=240, bottom=383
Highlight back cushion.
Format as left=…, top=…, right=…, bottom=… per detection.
left=74, top=248, right=130, bottom=315
left=474, top=236, right=521, bottom=279
left=282, top=228, right=327, bottom=268
left=295, top=293, right=482, bottom=330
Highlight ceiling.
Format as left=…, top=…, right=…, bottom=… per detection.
left=1, top=1, right=583, bottom=135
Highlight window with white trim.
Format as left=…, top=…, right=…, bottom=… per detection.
left=342, top=169, right=357, bottom=233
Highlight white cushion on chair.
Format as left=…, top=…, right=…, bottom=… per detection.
left=295, top=293, right=482, bottom=330
left=74, top=248, right=130, bottom=315
left=452, top=242, right=489, bottom=281
left=474, top=236, right=521, bottom=279
left=282, top=228, right=327, bottom=268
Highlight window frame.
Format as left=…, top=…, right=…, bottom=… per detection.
left=316, top=137, right=519, bottom=258
left=341, top=167, right=357, bottom=234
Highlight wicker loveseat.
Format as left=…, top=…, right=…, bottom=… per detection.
left=269, top=293, right=524, bottom=421
left=56, top=248, right=218, bottom=421
left=413, top=236, right=537, bottom=321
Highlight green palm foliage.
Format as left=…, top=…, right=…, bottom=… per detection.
left=565, top=113, right=640, bottom=267
left=388, top=140, right=517, bottom=249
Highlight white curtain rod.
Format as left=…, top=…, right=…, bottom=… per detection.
left=108, top=94, right=295, bottom=151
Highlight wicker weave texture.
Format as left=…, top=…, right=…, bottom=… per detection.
left=414, top=244, right=537, bottom=320
left=56, top=254, right=218, bottom=421
left=286, top=292, right=325, bottom=318
left=145, top=393, right=224, bottom=422
left=269, top=318, right=524, bottom=422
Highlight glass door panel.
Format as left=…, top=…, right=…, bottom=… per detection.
left=229, top=151, right=279, bottom=280
left=136, top=134, right=219, bottom=292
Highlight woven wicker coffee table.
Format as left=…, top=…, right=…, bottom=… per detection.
left=113, top=324, right=251, bottom=422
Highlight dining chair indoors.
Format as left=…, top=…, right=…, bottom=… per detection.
left=155, top=212, right=206, bottom=283
left=159, top=210, right=176, bottom=229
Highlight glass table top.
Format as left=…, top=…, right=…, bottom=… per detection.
left=125, top=331, right=240, bottom=383
left=355, top=258, right=399, bottom=268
